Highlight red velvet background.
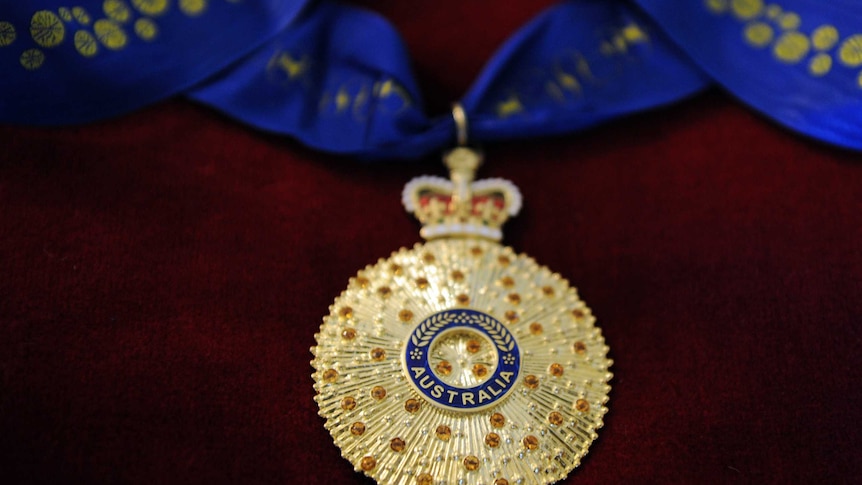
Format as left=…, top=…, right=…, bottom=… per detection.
left=1, top=2, right=860, bottom=483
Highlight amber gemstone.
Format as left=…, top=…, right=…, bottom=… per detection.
left=473, top=364, right=488, bottom=378
left=405, top=398, right=421, bottom=413
left=399, top=309, right=414, bottom=322
left=341, top=328, right=356, bottom=340
left=548, top=411, right=564, bottom=426
left=504, top=310, right=519, bottom=323
left=436, top=361, right=453, bottom=376
left=390, top=437, right=406, bottom=452
left=463, top=455, right=480, bottom=471
left=452, top=270, right=465, bottom=281
left=523, top=435, right=539, bottom=450
left=435, top=424, right=451, bottom=441
left=456, top=293, right=470, bottom=305
left=498, top=255, right=511, bottom=266
left=524, top=374, right=540, bottom=389
left=377, top=286, right=392, bottom=298
left=499, top=276, right=515, bottom=288
left=350, top=422, right=366, bottom=435
left=356, top=277, right=370, bottom=288
left=485, top=432, right=501, bottom=447
left=549, top=363, right=564, bottom=377
left=416, top=473, right=433, bottom=485
left=389, top=263, right=403, bottom=275
left=338, top=306, right=353, bottom=319
left=490, top=412, right=506, bottom=428
left=360, top=456, right=376, bottom=471
left=573, top=341, right=587, bottom=354
left=370, top=348, right=386, bottom=361
left=423, top=253, right=435, bottom=263
left=322, top=369, right=338, bottom=383
left=371, top=386, right=386, bottom=400
left=470, top=246, right=483, bottom=256
left=572, top=308, right=585, bottom=318
left=494, top=479, right=510, bottom=485
left=466, top=339, right=481, bottom=353
left=529, top=322, right=543, bottom=335
left=416, top=277, right=429, bottom=289
left=576, top=399, right=590, bottom=412
left=541, top=285, right=554, bottom=297
left=506, top=293, right=521, bottom=304
left=341, top=396, right=356, bottom=410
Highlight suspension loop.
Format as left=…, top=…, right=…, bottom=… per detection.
left=452, top=103, right=469, bottom=146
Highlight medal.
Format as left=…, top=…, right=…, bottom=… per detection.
left=0, top=1, right=857, bottom=484
left=6, top=0, right=856, bottom=483
left=312, top=130, right=612, bottom=484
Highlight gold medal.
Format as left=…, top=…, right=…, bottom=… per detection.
left=311, top=147, right=612, bottom=485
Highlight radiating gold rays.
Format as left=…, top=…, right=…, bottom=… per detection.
left=312, top=239, right=612, bottom=485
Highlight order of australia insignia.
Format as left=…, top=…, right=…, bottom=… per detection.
left=311, top=148, right=613, bottom=485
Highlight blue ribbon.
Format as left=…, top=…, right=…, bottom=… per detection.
left=2, top=0, right=861, bottom=156
left=188, top=0, right=710, bottom=158
left=0, top=0, right=310, bottom=124
left=634, top=0, right=862, bottom=152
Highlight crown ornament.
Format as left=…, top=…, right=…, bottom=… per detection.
left=402, top=147, right=522, bottom=241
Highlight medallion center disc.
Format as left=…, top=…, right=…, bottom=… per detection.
left=403, top=309, right=521, bottom=411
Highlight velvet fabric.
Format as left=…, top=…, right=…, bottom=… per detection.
left=1, top=1, right=860, bottom=483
